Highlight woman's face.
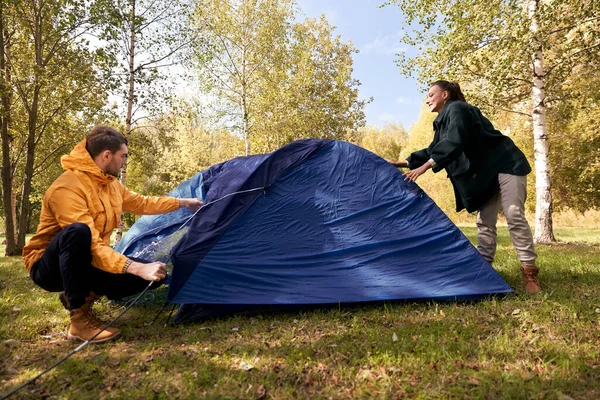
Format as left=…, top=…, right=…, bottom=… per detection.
left=425, top=84, right=448, bottom=113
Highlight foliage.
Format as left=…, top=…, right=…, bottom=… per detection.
left=0, top=0, right=115, bottom=254
left=2, top=227, right=600, bottom=398
left=353, top=123, right=408, bottom=161
left=93, top=0, right=194, bottom=121
left=192, top=0, right=367, bottom=155
left=386, top=0, right=600, bottom=242
left=386, top=0, right=599, bottom=117
left=251, top=15, right=368, bottom=154
left=547, top=66, right=600, bottom=211
left=126, top=102, right=244, bottom=198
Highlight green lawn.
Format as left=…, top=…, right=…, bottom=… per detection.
left=1, top=227, right=600, bottom=399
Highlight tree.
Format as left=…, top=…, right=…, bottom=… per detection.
left=192, top=1, right=367, bottom=155
left=95, top=0, right=194, bottom=242
left=387, top=0, right=600, bottom=243
left=0, top=0, right=16, bottom=253
left=192, top=0, right=294, bottom=156
left=547, top=65, right=600, bottom=211
left=0, top=0, right=110, bottom=255
left=353, top=123, right=408, bottom=161
left=125, top=102, right=245, bottom=198
left=251, top=15, right=367, bottom=153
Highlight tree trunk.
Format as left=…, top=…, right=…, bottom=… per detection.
left=17, top=85, right=39, bottom=252
left=0, top=0, right=17, bottom=255
left=15, top=4, right=44, bottom=253
left=528, top=0, right=556, bottom=244
left=242, top=86, right=249, bottom=156
left=114, top=0, right=136, bottom=245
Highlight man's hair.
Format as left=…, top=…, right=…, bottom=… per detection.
left=85, top=125, right=128, bottom=158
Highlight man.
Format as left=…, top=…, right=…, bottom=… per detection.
left=23, top=125, right=203, bottom=343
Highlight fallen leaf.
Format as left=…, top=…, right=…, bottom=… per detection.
left=528, top=336, right=540, bottom=345
left=468, top=377, right=480, bottom=385
left=3, top=339, right=18, bottom=348
left=512, top=309, right=521, bottom=316
left=535, top=365, right=544, bottom=375
left=240, top=361, right=254, bottom=371
left=257, top=384, right=267, bottom=399
left=357, top=369, right=376, bottom=381
left=392, top=332, right=398, bottom=342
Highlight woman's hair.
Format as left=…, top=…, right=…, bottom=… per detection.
left=431, top=80, right=467, bottom=103
left=86, top=125, right=128, bottom=158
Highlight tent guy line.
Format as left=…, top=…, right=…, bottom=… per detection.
left=0, top=281, right=153, bottom=400
left=1, top=187, right=266, bottom=400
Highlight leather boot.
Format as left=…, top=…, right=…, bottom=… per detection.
left=67, top=292, right=120, bottom=343
left=520, top=263, right=541, bottom=294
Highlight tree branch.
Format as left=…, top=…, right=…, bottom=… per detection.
left=547, top=16, right=600, bottom=35
left=32, top=143, right=70, bottom=175
left=545, top=41, right=600, bottom=76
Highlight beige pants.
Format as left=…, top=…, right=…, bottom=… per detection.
left=476, top=173, right=537, bottom=264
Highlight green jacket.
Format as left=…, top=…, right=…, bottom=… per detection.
left=407, top=100, right=531, bottom=212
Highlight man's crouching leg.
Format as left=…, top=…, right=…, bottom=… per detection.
left=31, top=223, right=120, bottom=343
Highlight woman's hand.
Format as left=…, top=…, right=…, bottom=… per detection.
left=386, top=159, right=408, bottom=168
left=403, top=164, right=430, bottom=182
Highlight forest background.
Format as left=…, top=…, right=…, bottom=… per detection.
left=1, top=0, right=598, bottom=256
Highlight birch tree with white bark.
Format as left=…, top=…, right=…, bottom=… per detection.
left=95, top=0, right=194, bottom=242
left=387, top=0, right=600, bottom=243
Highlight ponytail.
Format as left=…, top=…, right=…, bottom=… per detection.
left=431, top=80, right=467, bottom=103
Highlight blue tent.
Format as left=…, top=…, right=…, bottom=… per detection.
left=116, top=139, right=512, bottom=324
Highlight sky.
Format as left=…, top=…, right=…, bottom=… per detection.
left=296, top=0, right=425, bottom=131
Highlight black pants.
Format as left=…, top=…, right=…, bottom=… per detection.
left=30, top=223, right=162, bottom=309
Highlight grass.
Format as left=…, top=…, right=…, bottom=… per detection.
left=1, top=227, right=600, bottom=399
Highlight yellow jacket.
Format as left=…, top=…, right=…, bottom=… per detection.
left=23, top=139, right=179, bottom=274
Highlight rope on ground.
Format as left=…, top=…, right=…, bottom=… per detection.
left=2, top=186, right=268, bottom=399
left=1, top=281, right=153, bottom=400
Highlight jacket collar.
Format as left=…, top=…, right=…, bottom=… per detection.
left=60, top=139, right=116, bottom=186
left=433, top=99, right=457, bottom=130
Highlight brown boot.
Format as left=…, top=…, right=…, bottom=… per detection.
left=520, top=263, right=541, bottom=294
left=67, top=293, right=120, bottom=343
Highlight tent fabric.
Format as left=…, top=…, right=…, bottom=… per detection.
left=118, top=139, right=512, bottom=324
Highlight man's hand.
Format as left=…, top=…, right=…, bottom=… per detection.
left=127, top=261, right=167, bottom=282
left=403, top=164, right=430, bottom=182
left=385, top=159, right=408, bottom=168
left=179, top=198, right=203, bottom=211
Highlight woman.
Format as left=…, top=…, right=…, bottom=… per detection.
left=388, top=80, right=540, bottom=294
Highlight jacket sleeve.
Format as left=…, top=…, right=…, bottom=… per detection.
left=428, top=107, right=470, bottom=172
left=120, top=186, right=180, bottom=215
left=406, top=148, right=431, bottom=169
left=48, top=187, right=128, bottom=274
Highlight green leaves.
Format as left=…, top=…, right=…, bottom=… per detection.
left=191, top=0, right=367, bottom=155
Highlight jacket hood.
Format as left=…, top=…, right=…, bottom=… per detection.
left=61, top=139, right=116, bottom=185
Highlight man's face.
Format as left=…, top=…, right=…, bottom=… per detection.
left=105, top=144, right=128, bottom=177
left=425, top=84, right=448, bottom=113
